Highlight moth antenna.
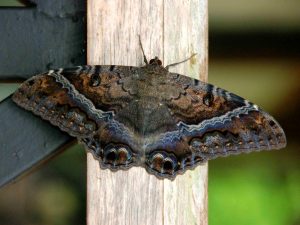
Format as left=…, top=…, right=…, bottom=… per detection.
left=165, top=53, right=197, bottom=70
left=138, top=35, right=148, bottom=65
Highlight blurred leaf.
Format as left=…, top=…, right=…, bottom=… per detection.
left=209, top=0, right=300, bottom=31
left=209, top=144, right=300, bottom=225
left=33, top=181, right=79, bottom=225
left=209, top=60, right=298, bottom=112
left=0, top=0, right=35, bottom=7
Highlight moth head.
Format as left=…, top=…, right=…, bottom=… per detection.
left=149, top=57, right=163, bottom=66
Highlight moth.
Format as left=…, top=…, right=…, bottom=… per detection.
left=12, top=53, right=286, bottom=179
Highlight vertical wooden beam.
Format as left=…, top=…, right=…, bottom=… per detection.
left=87, top=1, right=208, bottom=224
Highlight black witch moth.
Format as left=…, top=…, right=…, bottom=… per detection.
left=12, top=57, right=286, bottom=179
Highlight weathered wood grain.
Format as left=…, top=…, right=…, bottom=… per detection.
left=87, top=0, right=208, bottom=224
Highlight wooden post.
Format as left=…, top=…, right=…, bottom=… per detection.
left=87, top=1, right=208, bottom=224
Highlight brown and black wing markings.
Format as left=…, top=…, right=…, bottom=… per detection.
left=13, top=65, right=137, bottom=124
left=61, top=65, right=147, bottom=170
left=12, top=66, right=133, bottom=137
left=60, top=65, right=137, bottom=113
left=13, top=65, right=141, bottom=170
left=12, top=68, right=97, bottom=138
left=144, top=73, right=286, bottom=179
left=12, top=64, right=287, bottom=180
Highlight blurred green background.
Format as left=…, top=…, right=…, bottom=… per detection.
left=0, top=0, right=299, bottom=225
